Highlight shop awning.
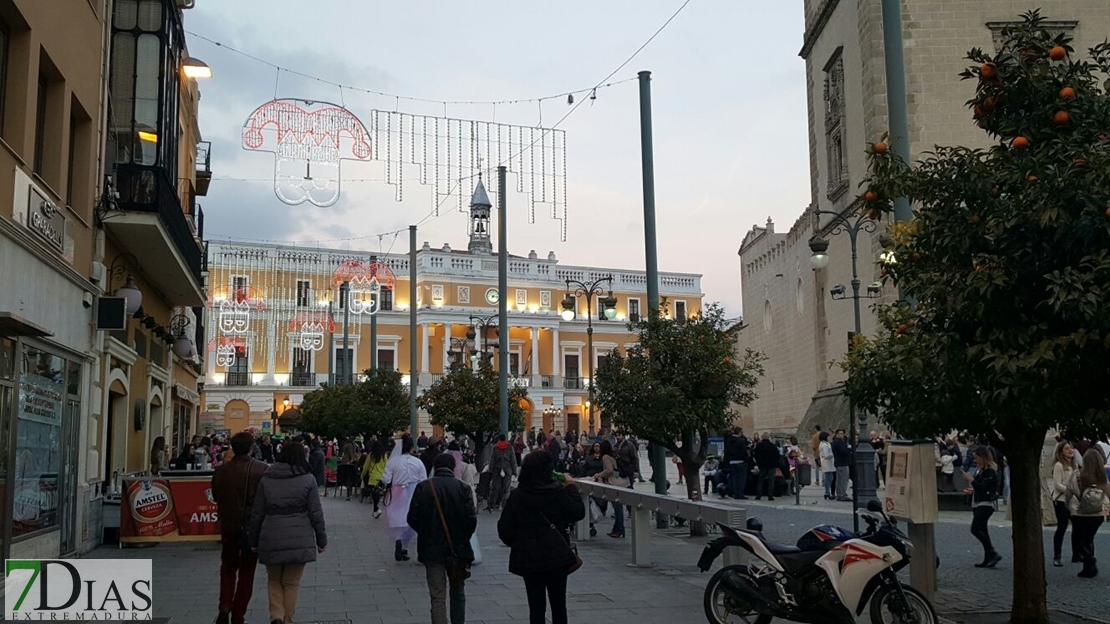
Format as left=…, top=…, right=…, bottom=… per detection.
left=0, top=312, right=51, bottom=337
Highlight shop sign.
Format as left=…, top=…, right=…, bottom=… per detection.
left=26, top=186, right=65, bottom=252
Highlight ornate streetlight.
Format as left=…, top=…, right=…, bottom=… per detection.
left=169, top=313, right=195, bottom=359
left=560, top=275, right=617, bottom=435
left=447, top=326, right=476, bottom=371
left=808, top=206, right=882, bottom=532
left=468, top=314, right=498, bottom=363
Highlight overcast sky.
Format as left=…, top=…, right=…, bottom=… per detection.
left=186, top=1, right=810, bottom=316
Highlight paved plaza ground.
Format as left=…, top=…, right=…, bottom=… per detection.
left=87, top=463, right=1108, bottom=624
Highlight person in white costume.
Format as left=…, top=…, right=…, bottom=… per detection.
left=381, top=435, right=427, bottom=562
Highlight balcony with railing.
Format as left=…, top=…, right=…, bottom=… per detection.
left=225, top=372, right=251, bottom=386
left=106, top=163, right=205, bottom=306
left=564, top=376, right=583, bottom=390
left=196, top=141, right=212, bottom=196
left=291, top=371, right=315, bottom=387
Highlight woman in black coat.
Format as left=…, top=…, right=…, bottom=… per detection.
left=249, top=441, right=328, bottom=624
left=498, top=450, right=586, bottom=624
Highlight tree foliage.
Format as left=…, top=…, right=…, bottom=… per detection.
left=299, top=368, right=411, bottom=440
left=417, top=361, right=526, bottom=469
left=595, top=302, right=764, bottom=505
left=840, top=13, right=1110, bottom=624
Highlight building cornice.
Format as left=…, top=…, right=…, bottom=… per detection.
left=799, top=0, right=840, bottom=59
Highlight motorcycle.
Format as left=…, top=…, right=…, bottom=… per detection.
left=697, top=499, right=937, bottom=624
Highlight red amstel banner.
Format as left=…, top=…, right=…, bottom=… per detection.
left=120, top=476, right=220, bottom=543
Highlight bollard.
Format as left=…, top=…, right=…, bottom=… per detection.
left=631, top=504, right=652, bottom=566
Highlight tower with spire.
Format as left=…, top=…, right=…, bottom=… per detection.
left=468, top=174, right=493, bottom=255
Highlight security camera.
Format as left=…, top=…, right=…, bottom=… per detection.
left=82, top=293, right=94, bottom=309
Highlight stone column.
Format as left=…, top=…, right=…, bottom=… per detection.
left=531, top=327, right=542, bottom=386
left=421, top=323, right=430, bottom=374
left=442, top=323, right=451, bottom=372
left=551, top=327, right=560, bottom=384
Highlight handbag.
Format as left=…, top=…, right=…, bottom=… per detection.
left=428, top=480, right=472, bottom=583
left=539, top=511, right=583, bottom=574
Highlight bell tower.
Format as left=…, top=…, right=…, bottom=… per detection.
left=467, top=174, right=493, bottom=255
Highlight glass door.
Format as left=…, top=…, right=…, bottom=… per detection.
left=59, top=399, right=80, bottom=554
left=0, top=385, right=12, bottom=561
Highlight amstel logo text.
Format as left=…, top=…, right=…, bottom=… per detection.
left=5, top=559, right=152, bottom=620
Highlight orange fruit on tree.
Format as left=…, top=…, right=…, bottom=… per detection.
left=973, top=105, right=986, bottom=120
left=991, top=186, right=1001, bottom=198
left=1028, top=174, right=1039, bottom=182
left=1012, top=136, right=1030, bottom=150
left=980, top=62, right=998, bottom=79
left=897, top=324, right=907, bottom=335
left=873, top=142, right=888, bottom=155
left=1105, top=205, right=1110, bottom=217
left=982, top=97, right=996, bottom=112
left=1074, top=158, right=1087, bottom=167
left=912, top=253, right=921, bottom=262
left=865, top=190, right=879, bottom=203
left=1060, top=86, right=1076, bottom=100
left=971, top=214, right=981, bottom=224
left=1049, top=45, right=1067, bottom=61
left=1054, top=110, right=1070, bottom=125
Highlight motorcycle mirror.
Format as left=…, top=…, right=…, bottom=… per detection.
left=746, top=517, right=764, bottom=532
left=866, top=499, right=883, bottom=513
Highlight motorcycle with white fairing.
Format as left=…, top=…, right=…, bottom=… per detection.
left=697, top=500, right=937, bottom=624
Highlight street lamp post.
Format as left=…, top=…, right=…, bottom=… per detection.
left=468, top=314, right=497, bottom=364
left=560, top=276, right=617, bottom=436
left=447, top=329, right=476, bottom=371
left=808, top=206, right=882, bottom=533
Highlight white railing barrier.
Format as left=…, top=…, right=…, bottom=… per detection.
left=571, top=480, right=746, bottom=568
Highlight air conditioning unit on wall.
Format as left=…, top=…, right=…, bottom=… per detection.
left=176, top=0, right=196, bottom=8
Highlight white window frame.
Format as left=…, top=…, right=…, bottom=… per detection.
left=230, top=274, right=249, bottom=296
left=674, top=299, right=688, bottom=320
left=376, top=345, right=398, bottom=371
left=295, top=279, right=311, bottom=307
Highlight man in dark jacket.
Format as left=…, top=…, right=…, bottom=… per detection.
left=615, top=434, right=640, bottom=482
left=723, top=427, right=751, bottom=499
left=752, top=432, right=780, bottom=501
left=488, top=433, right=517, bottom=511
left=546, top=433, right=562, bottom=464
left=408, top=453, right=477, bottom=624
left=211, top=432, right=268, bottom=624
left=832, top=429, right=852, bottom=501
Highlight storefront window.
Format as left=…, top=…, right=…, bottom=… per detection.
left=0, top=385, right=12, bottom=556
left=14, top=346, right=65, bottom=537
left=0, top=337, right=14, bottom=380
left=66, top=360, right=80, bottom=397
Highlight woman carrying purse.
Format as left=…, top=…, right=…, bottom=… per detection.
left=498, top=451, right=586, bottom=624
left=1050, top=441, right=1079, bottom=566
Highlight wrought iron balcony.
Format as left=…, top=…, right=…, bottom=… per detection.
left=196, top=141, right=212, bottom=196
left=564, top=376, right=583, bottom=389
left=291, top=371, right=315, bottom=387
left=225, top=372, right=251, bottom=386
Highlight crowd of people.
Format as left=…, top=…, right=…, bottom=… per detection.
left=181, top=424, right=1109, bottom=623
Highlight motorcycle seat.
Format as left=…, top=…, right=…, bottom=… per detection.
left=762, top=540, right=802, bottom=555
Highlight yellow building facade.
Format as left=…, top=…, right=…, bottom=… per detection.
left=201, top=183, right=703, bottom=436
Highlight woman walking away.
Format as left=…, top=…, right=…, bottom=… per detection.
left=1050, top=441, right=1079, bottom=566
left=962, top=446, right=1001, bottom=568
left=150, top=436, right=168, bottom=476
left=498, top=450, right=586, bottom=624
left=362, top=440, right=388, bottom=519
left=1069, top=448, right=1110, bottom=578
left=819, top=433, right=835, bottom=500
left=381, top=435, right=427, bottom=561
left=249, top=441, right=328, bottom=624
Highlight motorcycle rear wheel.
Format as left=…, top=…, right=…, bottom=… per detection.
left=703, top=565, right=773, bottom=624
left=869, top=583, right=937, bottom=624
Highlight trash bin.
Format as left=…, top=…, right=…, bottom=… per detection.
left=102, top=495, right=122, bottom=544
left=795, top=462, right=812, bottom=487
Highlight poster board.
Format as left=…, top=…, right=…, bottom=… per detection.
left=884, top=440, right=939, bottom=523
left=119, top=476, right=221, bottom=543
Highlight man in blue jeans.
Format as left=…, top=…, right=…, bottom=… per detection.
left=723, top=427, right=751, bottom=499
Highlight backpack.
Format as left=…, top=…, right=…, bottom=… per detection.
left=1070, top=475, right=1106, bottom=515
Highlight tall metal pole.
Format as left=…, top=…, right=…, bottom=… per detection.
left=497, top=165, right=509, bottom=436
left=341, top=281, right=351, bottom=384
left=409, top=225, right=418, bottom=434
left=327, top=300, right=335, bottom=385
left=586, top=307, right=595, bottom=436
left=639, top=70, right=667, bottom=502
left=881, top=0, right=912, bottom=224
left=369, top=254, right=379, bottom=370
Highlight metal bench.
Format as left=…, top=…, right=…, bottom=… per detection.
left=571, top=480, right=747, bottom=567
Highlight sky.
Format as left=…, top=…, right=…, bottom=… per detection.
left=185, top=1, right=811, bottom=316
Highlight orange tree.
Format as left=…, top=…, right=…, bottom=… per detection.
left=299, top=368, right=410, bottom=440
left=417, top=360, right=526, bottom=470
left=595, top=302, right=763, bottom=533
left=841, top=13, right=1110, bottom=624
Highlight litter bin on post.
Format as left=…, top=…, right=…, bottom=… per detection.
left=796, top=462, right=812, bottom=487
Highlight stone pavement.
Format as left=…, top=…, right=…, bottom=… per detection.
left=85, top=477, right=1107, bottom=623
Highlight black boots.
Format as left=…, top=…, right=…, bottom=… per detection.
left=975, top=551, right=1001, bottom=568
left=1078, top=558, right=1098, bottom=578
left=394, top=539, right=409, bottom=561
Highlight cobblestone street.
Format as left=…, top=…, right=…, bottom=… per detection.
left=86, top=480, right=1108, bottom=623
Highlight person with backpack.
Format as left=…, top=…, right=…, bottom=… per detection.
left=487, top=433, right=518, bottom=512
left=1069, top=448, right=1110, bottom=578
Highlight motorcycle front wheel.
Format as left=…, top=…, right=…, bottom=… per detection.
left=869, top=583, right=937, bottom=624
left=703, top=565, right=773, bottom=624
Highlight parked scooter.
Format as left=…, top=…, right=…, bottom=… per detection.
left=697, top=499, right=937, bottom=624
